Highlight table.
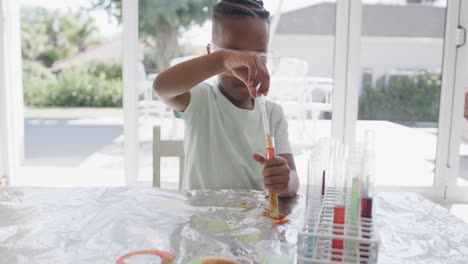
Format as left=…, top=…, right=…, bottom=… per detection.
left=1, top=188, right=467, bottom=263
left=0, top=188, right=300, bottom=263
left=375, top=192, right=468, bottom=264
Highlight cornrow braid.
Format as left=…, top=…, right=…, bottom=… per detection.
left=213, top=0, right=270, bottom=22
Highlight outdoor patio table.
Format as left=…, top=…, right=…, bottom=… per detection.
left=0, top=188, right=467, bottom=263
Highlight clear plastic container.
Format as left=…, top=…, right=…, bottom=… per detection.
left=256, top=240, right=295, bottom=264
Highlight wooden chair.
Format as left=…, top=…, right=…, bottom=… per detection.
left=153, top=125, right=185, bottom=189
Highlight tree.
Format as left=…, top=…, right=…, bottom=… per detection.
left=21, top=8, right=100, bottom=67
left=358, top=74, right=441, bottom=122
left=68, top=13, right=100, bottom=52
left=90, top=0, right=213, bottom=70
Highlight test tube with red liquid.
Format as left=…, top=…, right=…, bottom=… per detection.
left=331, top=143, right=347, bottom=262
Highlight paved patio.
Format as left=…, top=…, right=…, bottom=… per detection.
left=18, top=108, right=468, bottom=189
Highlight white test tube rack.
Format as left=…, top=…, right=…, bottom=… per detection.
left=298, top=141, right=379, bottom=264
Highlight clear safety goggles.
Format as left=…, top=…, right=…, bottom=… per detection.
left=207, top=41, right=281, bottom=74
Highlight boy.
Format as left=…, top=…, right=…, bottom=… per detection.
left=154, top=0, right=299, bottom=197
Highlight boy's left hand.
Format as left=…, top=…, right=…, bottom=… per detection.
left=253, top=153, right=290, bottom=196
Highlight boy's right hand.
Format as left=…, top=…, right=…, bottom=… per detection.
left=220, top=50, right=270, bottom=98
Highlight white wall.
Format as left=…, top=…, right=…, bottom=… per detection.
left=271, top=35, right=335, bottom=78
left=271, top=34, right=444, bottom=79
left=361, top=36, right=443, bottom=79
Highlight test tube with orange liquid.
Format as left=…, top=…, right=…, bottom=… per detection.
left=266, top=133, right=279, bottom=218
left=258, top=96, right=279, bottom=219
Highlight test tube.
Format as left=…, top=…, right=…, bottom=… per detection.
left=307, top=142, right=323, bottom=217
left=361, top=130, right=375, bottom=219
left=305, top=145, right=323, bottom=259
left=347, top=144, right=363, bottom=254
left=331, top=142, right=347, bottom=262
left=318, top=138, right=329, bottom=197
left=257, top=95, right=280, bottom=219
left=360, top=131, right=375, bottom=261
left=266, top=134, right=279, bottom=219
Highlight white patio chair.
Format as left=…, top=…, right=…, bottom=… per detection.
left=153, top=125, right=185, bottom=189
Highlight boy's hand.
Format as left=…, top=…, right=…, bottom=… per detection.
left=220, top=50, right=270, bottom=98
left=253, top=153, right=290, bottom=196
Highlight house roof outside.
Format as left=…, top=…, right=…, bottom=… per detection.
left=275, top=3, right=445, bottom=38
left=51, top=35, right=123, bottom=71
left=51, top=35, right=145, bottom=71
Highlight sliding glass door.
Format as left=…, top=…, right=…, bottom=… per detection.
left=355, top=1, right=447, bottom=190
left=126, top=0, right=215, bottom=188
left=15, top=0, right=125, bottom=186
left=125, top=0, right=339, bottom=187
left=269, top=0, right=337, bottom=184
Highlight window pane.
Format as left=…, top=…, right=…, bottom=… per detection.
left=137, top=1, right=213, bottom=186
left=271, top=1, right=336, bottom=180
left=19, top=1, right=124, bottom=186
left=356, top=0, right=447, bottom=187
left=137, top=1, right=336, bottom=186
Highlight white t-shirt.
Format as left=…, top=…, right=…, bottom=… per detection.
left=181, top=81, right=292, bottom=191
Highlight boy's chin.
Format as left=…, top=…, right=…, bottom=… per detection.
left=235, top=87, right=253, bottom=99
left=236, top=85, right=250, bottom=93
left=221, top=83, right=252, bottom=101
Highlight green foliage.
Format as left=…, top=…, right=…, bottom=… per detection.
left=90, top=0, right=212, bottom=70
left=21, top=7, right=123, bottom=107
left=87, top=60, right=122, bottom=80
left=23, top=60, right=59, bottom=106
left=90, top=0, right=212, bottom=34
left=21, top=7, right=100, bottom=67
left=358, top=74, right=441, bottom=122
left=142, top=39, right=159, bottom=74
left=23, top=60, right=122, bottom=107
left=136, top=0, right=213, bottom=38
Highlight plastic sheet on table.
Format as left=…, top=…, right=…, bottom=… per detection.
left=0, top=188, right=300, bottom=264
left=375, top=192, right=468, bottom=264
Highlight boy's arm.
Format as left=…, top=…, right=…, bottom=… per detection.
left=153, top=51, right=226, bottom=112
left=153, top=50, right=270, bottom=112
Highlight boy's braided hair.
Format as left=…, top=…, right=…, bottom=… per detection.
left=213, top=0, right=270, bottom=22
